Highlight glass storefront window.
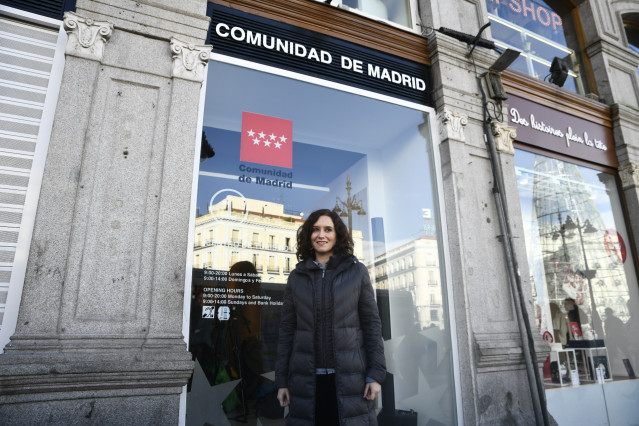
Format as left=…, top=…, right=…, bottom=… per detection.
left=186, top=56, right=455, bottom=425
left=515, top=149, right=639, bottom=387
left=623, top=14, right=639, bottom=76
left=485, top=0, right=587, bottom=94
left=314, top=0, right=414, bottom=28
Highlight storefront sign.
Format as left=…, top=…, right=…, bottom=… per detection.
left=487, top=0, right=562, bottom=31
left=240, top=112, right=293, bottom=168
left=207, top=4, right=432, bottom=105
left=238, top=164, right=294, bottom=188
left=507, top=94, right=617, bottom=167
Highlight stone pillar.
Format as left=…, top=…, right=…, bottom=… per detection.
left=0, top=1, right=211, bottom=424
left=612, top=104, right=639, bottom=254
left=429, top=32, right=549, bottom=425
left=579, top=1, right=639, bottom=106
left=619, top=162, right=639, bottom=247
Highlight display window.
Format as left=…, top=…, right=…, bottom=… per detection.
left=485, top=0, right=588, bottom=93
left=515, top=148, right=639, bottom=387
left=184, top=54, right=456, bottom=425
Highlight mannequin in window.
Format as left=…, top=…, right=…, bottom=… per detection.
left=550, top=302, right=570, bottom=345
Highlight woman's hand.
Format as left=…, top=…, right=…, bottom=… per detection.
left=277, top=387, right=290, bottom=407
left=363, top=381, right=381, bottom=400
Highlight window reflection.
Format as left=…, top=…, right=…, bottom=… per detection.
left=485, top=0, right=586, bottom=93
left=338, top=0, right=413, bottom=27
left=187, top=61, right=455, bottom=425
left=515, top=149, right=639, bottom=386
left=623, top=14, right=639, bottom=77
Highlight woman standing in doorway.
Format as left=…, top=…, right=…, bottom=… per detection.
left=275, top=209, right=386, bottom=425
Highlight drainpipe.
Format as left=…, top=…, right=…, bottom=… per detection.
left=478, top=76, right=550, bottom=426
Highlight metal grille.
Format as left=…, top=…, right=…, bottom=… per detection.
left=0, top=15, right=59, bottom=333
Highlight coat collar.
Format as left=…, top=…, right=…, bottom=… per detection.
left=295, top=255, right=357, bottom=275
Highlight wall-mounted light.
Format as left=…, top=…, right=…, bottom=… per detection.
left=549, top=56, right=570, bottom=87
left=485, top=48, right=521, bottom=102
left=435, top=24, right=520, bottom=102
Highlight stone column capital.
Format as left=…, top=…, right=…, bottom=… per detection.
left=619, top=163, right=639, bottom=189
left=491, top=121, right=517, bottom=155
left=63, top=12, right=113, bottom=61
left=170, top=38, right=212, bottom=82
left=437, top=108, right=468, bottom=142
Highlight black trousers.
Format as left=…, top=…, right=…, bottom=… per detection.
left=315, top=373, right=340, bottom=425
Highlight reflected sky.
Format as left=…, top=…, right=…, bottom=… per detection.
left=203, top=61, right=424, bottom=152
left=515, top=150, right=615, bottom=226
left=199, top=60, right=437, bottom=251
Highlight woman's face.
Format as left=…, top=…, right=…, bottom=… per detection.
left=311, top=215, right=336, bottom=261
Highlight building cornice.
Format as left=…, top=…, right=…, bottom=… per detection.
left=585, top=37, right=639, bottom=69
left=612, top=103, right=639, bottom=130
left=76, top=0, right=210, bottom=43
left=195, top=209, right=303, bottom=229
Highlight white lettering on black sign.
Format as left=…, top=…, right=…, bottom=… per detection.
left=215, top=22, right=426, bottom=92
left=510, top=106, right=607, bottom=152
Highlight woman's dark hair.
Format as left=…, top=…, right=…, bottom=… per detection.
left=296, top=209, right=353, bottom=261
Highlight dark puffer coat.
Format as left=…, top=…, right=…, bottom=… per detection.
left=275, top=255, right=386, bottom=425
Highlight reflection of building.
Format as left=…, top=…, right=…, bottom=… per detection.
left=369, top=235, right=444, bottom=330
left=194, top=196, right=363, bottom=283
left=194, top=196, right=301, bottom=284
left=529, top=157, right=631, bottom=335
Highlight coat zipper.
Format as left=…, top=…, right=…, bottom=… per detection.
left=321, top=266, right=327, bottom=370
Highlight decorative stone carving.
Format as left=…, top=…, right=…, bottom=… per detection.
left=170, top=38, right=212, bottom=82
left=491, top=121, right=517, bottom=155
left=438, top=108, right=468, bottom=142
left=63, top=12, right=113, bottom=61
left=619, top=163, right=639, bottom=189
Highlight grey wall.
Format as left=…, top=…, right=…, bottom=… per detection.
left=421, top=0, right=639, bottom=424
left=0, top=1, right=211, bottom=424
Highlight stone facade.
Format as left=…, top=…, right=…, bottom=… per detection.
left=0, top=1, right=211, bottom=424
left=1, top=0, right=639, bottom=425
left=421, top=1, right=639, bottom=424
